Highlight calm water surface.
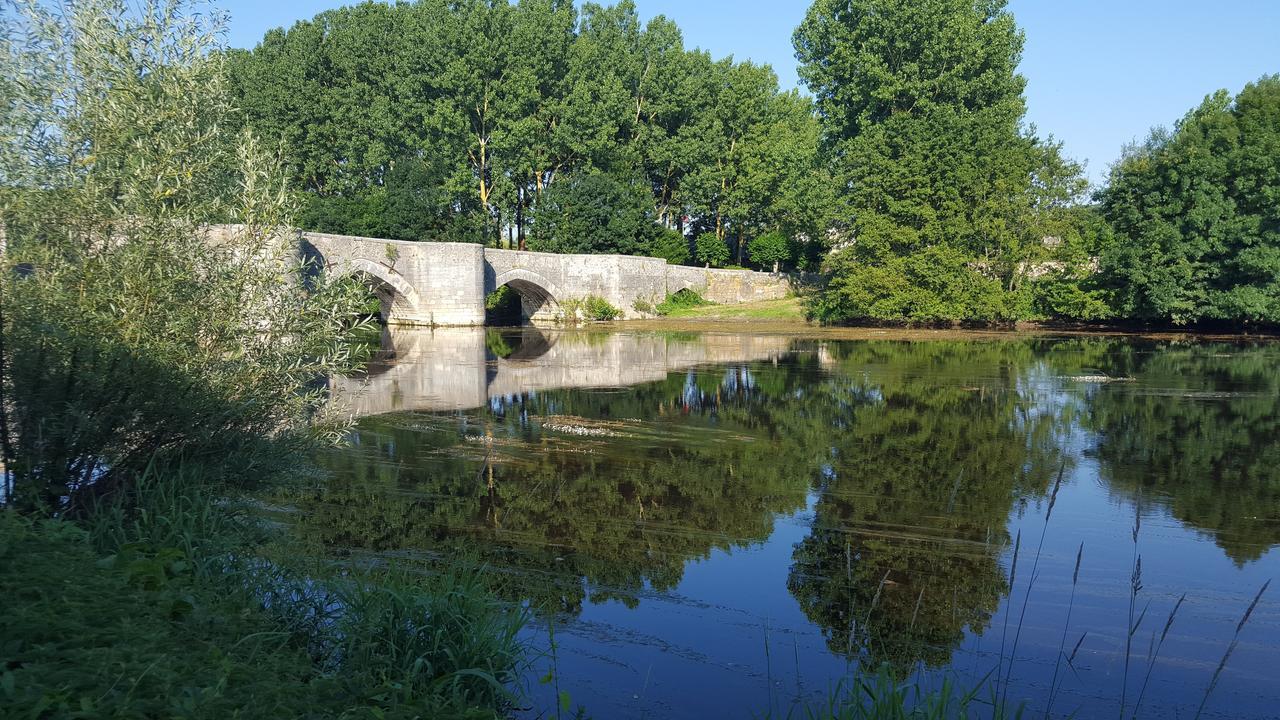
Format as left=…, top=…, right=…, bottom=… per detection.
left=306, top=327, right=1279, bottom=719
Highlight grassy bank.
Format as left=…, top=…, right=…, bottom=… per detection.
left=0, top=468, right=526, bottom=720
left=657, top=296, right=809, bottom=322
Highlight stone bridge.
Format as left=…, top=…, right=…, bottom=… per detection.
left=299, top=231, right=791, bottom=325
left=331, top=327, right=794, bottom=416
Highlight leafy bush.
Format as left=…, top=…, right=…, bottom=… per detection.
left=560, top=295, right=622, bottom=322
left=750, top=231, right=791, bottom=272
left=0, top=1, right=367, bottom=514
left=584, top=296, right=623, bottom=321
left=695, top=232, right=731, bottom=267
left=813, top=245, right=1014, bottom=324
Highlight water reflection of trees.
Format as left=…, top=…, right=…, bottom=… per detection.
left=302, top=357, right=828, bottom=613
left=1077, top=340, right=1280, bottom=564
left=785, top=341, right=1064, bottom=673
left=299, top=334, right=1280, bottom=672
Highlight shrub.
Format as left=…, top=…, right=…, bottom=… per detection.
left=0, top=1, right=367, bottom=513
left=560, top=295, right=622, bottom=322
left=813, top=245, right=1014, bottom=324
left=655, top=289, right=713, bottom=316
left=695, top=232, right=731, bottom=268
left=584, top=296, right=622, bottom=321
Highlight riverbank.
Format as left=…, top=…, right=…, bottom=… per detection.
left=619, top=298, right=1280, bottom=342
left=0, top=468, right=526, bottom=720
left=654, top=296, right=810, bottom=322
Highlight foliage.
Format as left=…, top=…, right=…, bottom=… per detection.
left=696, top=231, right=731, bottom=267
left=296, top=156, right=488, bottom=242
left=749, top=230, right=791, bottom=272
left=647, top=228, right=691, bottom=265
left=528, top=170, right=657, bottom=255
left=812, top=245, right=1013, bottom=323
left=559, top=295, right=622, bottom=323
left=795, top=0, right=1091, bottom=324
left=1098, top=75, right=1280, bottom=326
left=226, top=0, right=831, bottom=253
left=486, top=285, right=516, bottom=311
left=0, top=465, right=526, bottom=719
left=654, top=288, right=712, bottom=316
left=1023, top=206, right=1117, bottom=321
left=485, top=285, right=525, bottom=325
left=0, top=0, right=369, bottom=514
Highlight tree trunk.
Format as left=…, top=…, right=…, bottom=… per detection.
left=516, top=186, right=526, bottom=251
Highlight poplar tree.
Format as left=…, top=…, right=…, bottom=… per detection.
left=796, top=0, right=1084, bottom=322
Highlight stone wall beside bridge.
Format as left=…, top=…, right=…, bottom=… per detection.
left=297, top=230, right=793, bottom=326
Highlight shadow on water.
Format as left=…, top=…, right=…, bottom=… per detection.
left=298, top=328, right=1280, bottom=718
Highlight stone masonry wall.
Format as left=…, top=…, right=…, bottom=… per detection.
left=206, top=225, right=794, bottom=326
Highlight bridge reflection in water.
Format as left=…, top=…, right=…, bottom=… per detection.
left=329, top=327, right=793, bottom=417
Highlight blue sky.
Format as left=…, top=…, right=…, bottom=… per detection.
left=219, top=0, right=1280, bottom=185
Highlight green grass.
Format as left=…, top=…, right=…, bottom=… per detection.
left=775, top=665, right=1008, bottom=720
left=0, top=510, right=326, bottom=719
left=661, top=296, right=807, bottom=321
left=0, top=465, right=526, bottom=720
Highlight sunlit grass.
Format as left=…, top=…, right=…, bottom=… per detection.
left=661, top=296, right=807, bottom=321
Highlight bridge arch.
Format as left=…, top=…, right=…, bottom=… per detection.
left=490, top=268, right=563, bottom=325
left=341, top=258, right=422, bottom=324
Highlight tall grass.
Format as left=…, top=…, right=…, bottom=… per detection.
left=1043, top=542, right=1084, bottom=719
left=2, top=459, right=529, bottom=719
left=1194, top=580, right=1271, bottom=720
left=778, top=665, right=1001, bottom=720
left=789, top=466, right=1268, bottom=720
left=1000, top=465, right=1065, bottom=710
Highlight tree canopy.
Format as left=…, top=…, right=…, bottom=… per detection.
left=795, top=0, right=1092, bottom=323
left=1098, top=76, right=1280, bottom=326
left=227, top=0, right=831, bottom=261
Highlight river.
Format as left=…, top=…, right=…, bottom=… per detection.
left=305, top=326, right=1279, bottom=719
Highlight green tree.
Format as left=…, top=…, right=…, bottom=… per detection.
left=696, top=231, right=731, bottom=267
left=226, top=0, right=826, bottom=259
left=795, top=0, right=1087, bottom=323
left=0, top=0, right=365, bottom=512
left=1098, top=76, right=1280, bottom=326
left=749, top=231, right=790, bottom=272
left=647, top=228, right=691, bottom=265
left=528, top=170, right=658, bottom=254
